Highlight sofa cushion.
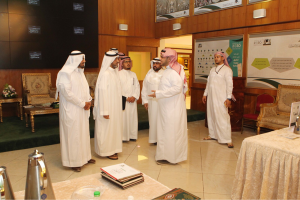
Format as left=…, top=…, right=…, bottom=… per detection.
left=261, top=115, right=290, bottom=126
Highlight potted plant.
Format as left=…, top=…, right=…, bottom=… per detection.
left=2, top=84, right=18, bottom=98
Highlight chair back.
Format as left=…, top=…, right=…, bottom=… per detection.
left=256, top=93, right=275, bottom=113
left=276, top=85, right=300, bottom=115
left=84, top=72, right=98, bottom=88
left=22, top=73, right=51, bottom=95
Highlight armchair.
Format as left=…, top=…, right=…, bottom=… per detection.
left=84, top=72, right=98, bottom=99
left=257, top=85, right=300, bottom=134
left=22, top=73, right=56, bottom=106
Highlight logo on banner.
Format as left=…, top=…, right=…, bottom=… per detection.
left=73, top=3, right=84, bottom=11
left=74, top=27, right=84, bottom=35
left=27, top=0, right=40, bottom=6
left=254, top=40, right=263, bottom=46
left=28, top=26, right=41, bottom=34
left=29, top=51, right=42, bottom=60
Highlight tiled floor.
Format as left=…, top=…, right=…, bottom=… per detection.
left=0, top=120, right=256, bottom=199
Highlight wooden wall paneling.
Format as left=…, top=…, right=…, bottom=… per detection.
left=246, top=2, right=262, bottom=26
left=126, top=37, right=160, bottom=47
left=242, top=28, right=248, bottom=78
left=207, top=11, right=220, bottom=31
left=124, top=0, right=135, bottom=36
left=299, top=0, right=300, bottom=20
left=98, top=0, right=114, bottom=35
left=112, top=0, right=126, bottom=36
left=172, top=17, right=189, bottom=36
left=231, top=5, right=246, bottom=28
left=219, top=9, right=233, bottom=30
left=261, top=0, right=279, bottom=25
left=190, top=88, right=206, bottom=112
left=146, top=0, right=156, bottom=38
left=279, top=0, right=298, bottom=22
left=187, top=16, right=198, bottom=34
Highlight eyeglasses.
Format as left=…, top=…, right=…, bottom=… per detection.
left=123, top=61, right=131, bottom=64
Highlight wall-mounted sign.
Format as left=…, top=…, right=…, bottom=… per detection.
left=28, top=26, right=41, bottom=34
left=247, top=31, right=300, bottom=88
left=73, top=3, right=84, bottom=11
left=194, top=37, right=243, bottom=83
left=194, top=0, right=242, bottom=15
left=156, top=0, right=190, bottom=22
left=29, top=51, right=42, bottom=60
left=27, top=0, right=40, bottom=6
left=74, top=27, right=84, bottom=35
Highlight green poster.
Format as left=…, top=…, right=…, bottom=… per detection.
left=229, top=38, right=243, bottom=77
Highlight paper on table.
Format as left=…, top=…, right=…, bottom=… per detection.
left=278, top=131, right=300, bottom=140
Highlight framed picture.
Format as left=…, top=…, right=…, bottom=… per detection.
left=156, top=0, right=190, bottom=22
left=194, top=0, right=242, bottom=15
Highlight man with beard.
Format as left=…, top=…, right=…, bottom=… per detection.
left=149, top=48, right=188, bottom=164
left=93, top=51, right=123, bottom=160
left=118, top=56, right=140, bottom=141
left=141, top=58, right=164, bottom=144
left=56, top=50, right=95, bottom=172
left=202, top=51, right=234, bottom=148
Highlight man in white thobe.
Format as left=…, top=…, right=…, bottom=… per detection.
left=202, top=51, right=234, bottom=148
left=149, top=48, right=188, bottom=164
left=118, top=56, right=140, bottom=141
left=141, top=58, right=164, bottom=144
left=93, top=51, right=123, bottom=160
left=56, top=50, right=95, bottom=172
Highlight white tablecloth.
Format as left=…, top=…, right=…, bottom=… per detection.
left=15, top=173, right=170, bottom=199
left=232, top=129, right=300, bottom=200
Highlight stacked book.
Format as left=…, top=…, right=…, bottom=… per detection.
left=100, top=163, right=144, bottom=189
left=153, top=188, right=201, bottom=200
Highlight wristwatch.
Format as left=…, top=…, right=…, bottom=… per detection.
left=227, top=98, right=231, bottom=100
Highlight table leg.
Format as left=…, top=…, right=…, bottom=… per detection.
left=25, top=113, right=28, bottom=127
left=30, top=114, right=35, bottom=132
left=19, top=102, right=23, bottom=120
left=0, top=103, right=2, bottom=123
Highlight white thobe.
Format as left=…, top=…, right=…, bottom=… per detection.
left=94, top=67, right=123, bottom=156
left=118, top=69, right=140, bottom=141
left=204, top=64, right=233, bottom=143
left=57, top=68, right=92, bottom=167
left=141, top=69, right=164, bottom=143
left=155, top=66, right=188, bottom=164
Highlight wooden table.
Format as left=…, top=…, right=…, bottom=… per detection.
left=24, top=107, right=59, bottom=132
left=14, top=173, right=170, bottom=200
left=0, top=97, right=23, bottom=122
left=232, top=128, right=300, bottom=200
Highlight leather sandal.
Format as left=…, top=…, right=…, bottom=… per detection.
left=88, top=159, right=96, bottom=164
left=107, top=154, right=118, bottom=160
left=72, top=167, right=81, bottom=172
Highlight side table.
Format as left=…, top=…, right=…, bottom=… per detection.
left=24, top=107, right=59, bottom=132
left=0, top=97, right=23, bottom=122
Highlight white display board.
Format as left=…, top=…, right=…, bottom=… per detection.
left=194, top=36, right=243, bottom=83
left=247, top=31, right=300, bottom=88
left=194, top=0, right=242, bottom=15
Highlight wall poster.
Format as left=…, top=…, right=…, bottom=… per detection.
left=248, top=0, right=266, bottom=3
left=194, top=36, right=243, bottom=83
left=247, top=31, right=300, bottom=88
left=156, top=0, right=190, bottom=22
left=194, top=0, right=242, bottom=15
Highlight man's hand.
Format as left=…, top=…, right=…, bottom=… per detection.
left=84, top=102, right=91, bottom=110
left=126, top=97, right=135, bottom=103
left=103, top=115, right=109, bottom=119
left=144, top=103, right=148, bottom=110
left=224, top=99, right=231, bottom=108
left=148, top=90, right=156, bottom=98
left=202, top=96, right=207, bottom=104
